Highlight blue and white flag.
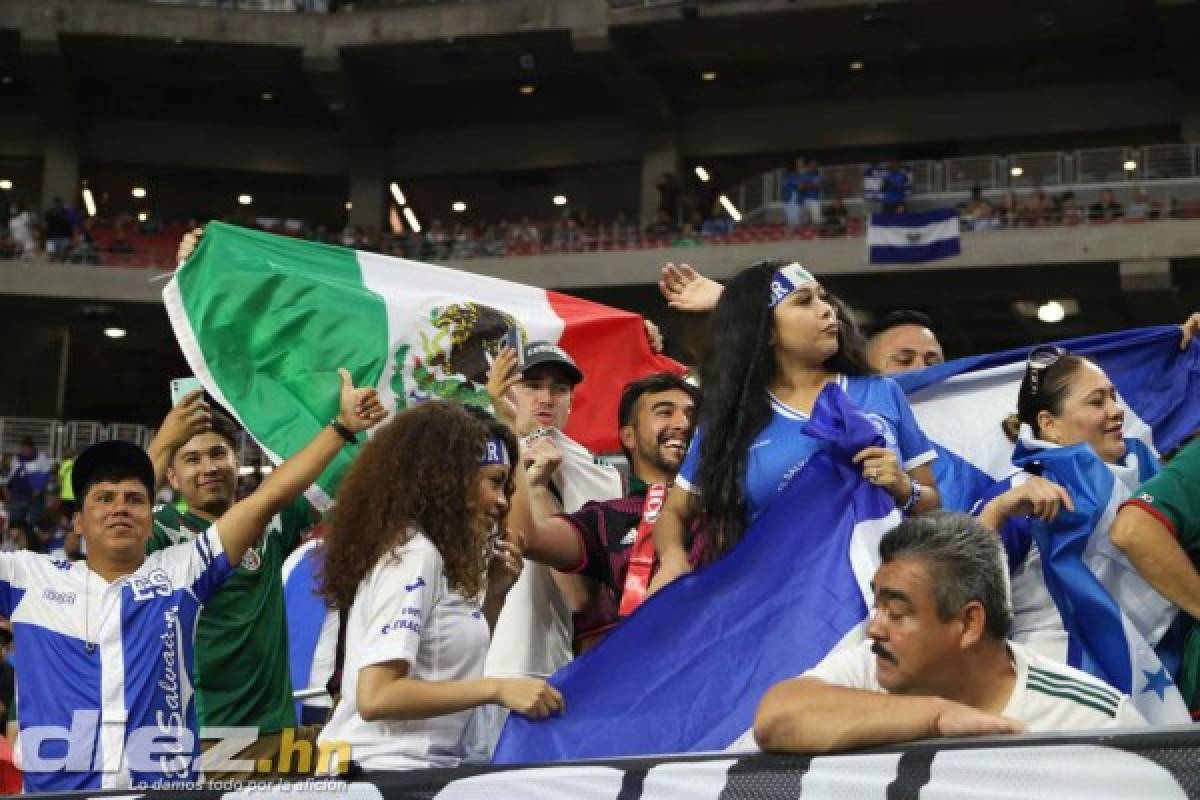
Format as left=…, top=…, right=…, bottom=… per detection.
left=894, top=325, right=1200, bottom=513
left=1009, top=434, right=1190, bottom=724
left=282, top=539, right=338, bottom=721
left=867, top=208, right=961, bottom=264
left=493, top=383, right=902, bottom=762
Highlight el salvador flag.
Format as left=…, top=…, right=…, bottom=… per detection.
left=492, top=383, right=902, bottom=762
left=282, top=539, right=338, bottom=722
left=867, top=208, right=961, bottom=264
left=893, top=325, right=1200, bottom=513
left=1008, top=432, right=1190, bottom=724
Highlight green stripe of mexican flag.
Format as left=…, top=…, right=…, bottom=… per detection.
left=163, top=222, right=681, bottom=508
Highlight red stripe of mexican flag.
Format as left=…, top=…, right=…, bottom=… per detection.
left=164, top=222, right=682, bottom=508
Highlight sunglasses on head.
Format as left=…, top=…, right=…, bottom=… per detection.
left=1026, top=345, right=1066, bottom=397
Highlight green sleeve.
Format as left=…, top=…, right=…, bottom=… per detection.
left=1134, top=440, right=1200, bottom=550
left=278, top=495, right=318, bottom=555
left=145, top=511, right=177, bottom=555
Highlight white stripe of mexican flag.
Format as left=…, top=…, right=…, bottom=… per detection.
left=163, top=222, right=681, bottom=509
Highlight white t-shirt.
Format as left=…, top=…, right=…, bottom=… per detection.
left=317, top=530, right=491, bottom=771
left=730, top=639, right=1145, bottom=752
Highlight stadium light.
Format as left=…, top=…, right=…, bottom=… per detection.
left=519, top=84, right=536, bottom=95
left=452, top=201, right=467, bottom=213
left=82, top=188, right=97, bottom=217
left=1124, top=160, right=1138, bottom=172
left=261, top=91, right=273, bottom=101
left=103, top=327, right=127, bottom=339
left=553, top=194, right=568, bottom=207
left=1010, top=166, right=1024, bottom=177
left=694, top=166, right=711, bottom=182
left=238, top=194, right=253, bottom=206
left=0, top=179, right=13, bottom=191
left=344, top=201, right=352, bottom=211
left=849, top=61, right=864, bottom=71
left=403, top=206, right=422, bottom=233
left=718, top=194, right=742, bottom=222
left=390, top=182, right=406, bottom=207
left=131, top=187, right=147, bottom=199
left=1037, top=301, right=1065, bottom=324
left=137, top=211, right=148, bottom=222
left=700, top=71, right=717, bottom=81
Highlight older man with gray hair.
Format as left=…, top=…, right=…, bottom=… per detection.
left=748, top=512, right=1146, bottom=755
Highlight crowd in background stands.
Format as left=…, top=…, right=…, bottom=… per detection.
left=0, top=173, right=1189, bottom=269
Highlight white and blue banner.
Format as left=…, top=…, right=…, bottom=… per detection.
left=493, top=384, right=902, bottom=762
left=282, top=539, right=338, bottom=721
left=867, top=208, right=961, bottom=264
left=1007, top=434, right=1189, bottom=724
left=893, top=325, right=1199, bottom=722
left=894, top=325, right=1200, bottom=513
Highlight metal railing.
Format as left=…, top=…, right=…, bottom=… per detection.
left=732, top=143, right=1200, bottom=218
left=0, top=417, right=261, bottom=462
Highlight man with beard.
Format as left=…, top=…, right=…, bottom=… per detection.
left=746, top=512, right=1144, bottom=755
left=513, top=372, right=703, bottom=648
left=145, top=394, right=317, bottom=779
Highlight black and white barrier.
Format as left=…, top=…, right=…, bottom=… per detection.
left=34, top=725, right=1200, bottom=800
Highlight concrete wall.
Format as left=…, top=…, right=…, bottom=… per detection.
left=5, top=220, right=1199, bottom=303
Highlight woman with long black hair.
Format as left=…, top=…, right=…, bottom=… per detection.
left=650, top=260, right=941, bottom=592
left=316, top=401, right=563, bottom=773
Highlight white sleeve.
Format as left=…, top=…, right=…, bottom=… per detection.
left=804, top=640, right=879, bottom=690
left=0, top=552, right=42, bottom=617
left=358, top=545, right=444, bottom=670
left=154, top=526, right=234, bottom=605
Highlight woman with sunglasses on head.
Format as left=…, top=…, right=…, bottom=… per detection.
left=650, top=261, right=941, bottom=593
left=315, top=401, right=563, bottom=774
left=974, top=345, right=1166, bottom=662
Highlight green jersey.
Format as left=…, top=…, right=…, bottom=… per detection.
left=148, top=497, right=315, bottom=733
left=1123, top=439, right=1200, bottom=715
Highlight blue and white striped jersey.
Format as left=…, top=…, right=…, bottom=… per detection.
left=0, top=527, right=233, bottom=792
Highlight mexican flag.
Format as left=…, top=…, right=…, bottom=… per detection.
left=164, top=222, right=681, bottom=508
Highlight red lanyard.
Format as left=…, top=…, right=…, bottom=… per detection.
left=619, top=483, right=668, bottom=619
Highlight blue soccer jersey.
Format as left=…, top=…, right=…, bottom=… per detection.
left=0, top=527, right=233, bottom=792
left=677, top=375, right=935, bottom=522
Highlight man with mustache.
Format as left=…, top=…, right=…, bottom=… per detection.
left=748, top=512, right=1145, bottom=755
left=512, top=372, right=703, bottom=649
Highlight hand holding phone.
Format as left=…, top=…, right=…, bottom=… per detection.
left=170, top=376, right=204, bottom=406
left=502, top=327, right=526, bottom=367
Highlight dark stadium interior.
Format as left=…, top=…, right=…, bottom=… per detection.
left=1, top=0, right=1199, bottom=426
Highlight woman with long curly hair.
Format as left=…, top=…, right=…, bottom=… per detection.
left=650, top=260, right=941, bottom=592
left=316, top=401, right=563, bottom=773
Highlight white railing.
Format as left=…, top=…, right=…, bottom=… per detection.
left=0, top=416, right=265, bottom=464
left=730, top=143, right=1200, bottom=218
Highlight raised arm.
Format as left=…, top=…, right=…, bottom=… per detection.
left=214, top=369, right=385, bottom=566
left=753, top=677, right=1023, bottom=754
left=146, top=389, right=212, bottom=489
left=658, top=262, right=724, bottom=313
left=646, top=485, right=699, bottom=595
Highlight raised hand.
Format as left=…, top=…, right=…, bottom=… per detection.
left=658, top=262, right=724, bottom=313
left=336, top=368, right=388, bottom=433
left=486, top=346, right=523, bottom=428
left=176, top=227, right=205, bottom=266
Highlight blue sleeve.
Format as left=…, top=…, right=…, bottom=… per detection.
left=971, top=479, right=1033, bottom=574
left=675, top=425, right=705, bottom=494
left=885, top=379, right=936, bottom=470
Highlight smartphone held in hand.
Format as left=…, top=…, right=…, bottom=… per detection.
left=169, top=376, right=204, bottom=406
